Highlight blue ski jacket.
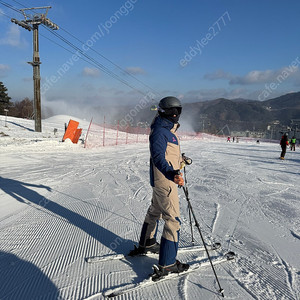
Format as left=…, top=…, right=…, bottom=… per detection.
left=149, top=115, right=182, bottom=187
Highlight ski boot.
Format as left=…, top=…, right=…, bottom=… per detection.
left=152, top=260, right=190, bottom=281
left=128, top=242, right=160, bottom=256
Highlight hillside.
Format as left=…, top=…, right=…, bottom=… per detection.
left=105, top=92, right=300, bottom=135
left=179, top=92, right=300, bottom=133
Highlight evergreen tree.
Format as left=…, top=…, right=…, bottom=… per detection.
left=0, top=81, right=12, bottom=114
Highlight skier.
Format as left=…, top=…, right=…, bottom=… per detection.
left=280, top=133, right=289, bottom=160
left=129, top=96, right=189, bottom=276
left=290, top=136, right=296, bottom=151
left=227, top=136, right=231, bottom=142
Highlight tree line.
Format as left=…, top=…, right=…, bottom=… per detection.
left=0, top=81, right=34, bottom=119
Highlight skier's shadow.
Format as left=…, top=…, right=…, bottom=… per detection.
left=0, top=176, right=148, bottom=282
left=0, top=250, right=60, bottom=299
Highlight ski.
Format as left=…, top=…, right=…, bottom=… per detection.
left=103, top=251, right=235, bottom=298
left=85, top=242, right=221, bottom=263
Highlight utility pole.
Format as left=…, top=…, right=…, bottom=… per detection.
left=30, top=23, right=42, bottom=132
left=11, top=6, right=59, bottom=132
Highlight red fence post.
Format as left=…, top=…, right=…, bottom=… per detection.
left=126, top=124, right=129, bottom=144
left=84, top=117, right=93, bottom=148
left=136, top=126, right=139, bottom=143
left=116, top=120, right=119, bottom=145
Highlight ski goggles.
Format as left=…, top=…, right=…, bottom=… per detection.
left=158, top=107, right=182, bottom=116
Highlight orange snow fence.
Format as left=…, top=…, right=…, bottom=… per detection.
left=73, top=128, right=82, bottom=144
left=62, top=119, right=82, bottom=143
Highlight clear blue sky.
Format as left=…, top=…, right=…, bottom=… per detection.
left=1, top=0, right=300, bottom=115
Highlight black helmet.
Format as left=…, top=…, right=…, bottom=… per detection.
left=158, top=96, right=182, bottom=123
left=159, top=96, right=182, bottom=110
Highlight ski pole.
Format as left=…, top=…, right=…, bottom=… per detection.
left=183, top=166, right=194, bottom=244
left=178, top=170, right=225, bottom=297
left=181, top=154, right=194, bottom=244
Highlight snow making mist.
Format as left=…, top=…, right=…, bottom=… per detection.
left=42, top=98, right=99, bottom=121
left=180, top=107, right=197, bottom=134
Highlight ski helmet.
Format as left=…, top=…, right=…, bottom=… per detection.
left=158, top=96, right=182, bottom=123
left=158, top=96, right=182, bottom=110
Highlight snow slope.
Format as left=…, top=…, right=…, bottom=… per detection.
left=0, top=116, right=299, bottom=300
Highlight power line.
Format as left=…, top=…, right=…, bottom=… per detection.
left=6, top=0, right=161, bottom=98
left=39, top=32, right=159, bottom=99
left=0, top=7, right=15, bottom=19
left=1, top=4, right=149, bottom=97
left=60, top=27, right=161, bottom=97
left=45, top=27, right=150, bottom=96
left=11, top=0, right=160, bottom=96
left=36, top=28, right=151, bottom=91
left=1, top=2, right=147, bottom=97
left=0, top=0, right=22, bottom=14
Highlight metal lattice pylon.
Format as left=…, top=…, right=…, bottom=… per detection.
left=20, top=6, right=50, bottom=23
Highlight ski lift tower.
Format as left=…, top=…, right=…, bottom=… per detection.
left=290, top=119, right=300, bottom=138
left=11, top=7, right=59, bottom=132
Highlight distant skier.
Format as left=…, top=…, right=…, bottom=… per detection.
left=290, top=136, right=296, bottom=151
left=280, top=133, right=289, bottom=160
left=129, top=96, right=189, bottom=277
left=232, top=137, right=235, bottom=143
left=227, top=136, right=231, bottom=142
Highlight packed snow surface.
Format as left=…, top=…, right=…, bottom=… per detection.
left=0, top=116, right=299, bottom=300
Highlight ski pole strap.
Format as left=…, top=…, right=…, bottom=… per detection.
left=182, top=153, right=192, bottom=165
